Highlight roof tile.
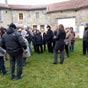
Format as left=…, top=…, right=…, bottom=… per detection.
left=48, top=0, right=88, bottom=12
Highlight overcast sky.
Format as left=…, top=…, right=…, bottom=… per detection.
left=0, top=0, right=70, bottom=5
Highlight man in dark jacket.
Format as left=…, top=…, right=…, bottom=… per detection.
left=35, top=30, right=43, bottom=53
left=83, top=22, right=88, bottom=55
left=46, top=25, right=53, bottom=53
left=1, top=23, right=27, bottom=80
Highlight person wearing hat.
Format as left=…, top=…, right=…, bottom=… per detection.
left=46, top=25, right=53, bottom=53
left=1, top=23, right=27, bottom=80
left=83, top=22, right=88, bottom=55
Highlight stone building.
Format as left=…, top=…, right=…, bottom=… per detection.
left=0, top=0, right=88, bottom=37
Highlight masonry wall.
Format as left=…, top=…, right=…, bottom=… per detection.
left=11, top=9, right=47, bottom=28
left=47, top=7, right=88, bottom=37
left=0, top=7, right=88, bottom=36
left=47, top=10, right=78, bottom=30
left=0, top=9, right=12, bottom=28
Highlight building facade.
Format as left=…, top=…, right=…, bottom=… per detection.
left=0, top=0, right=88, bottom=37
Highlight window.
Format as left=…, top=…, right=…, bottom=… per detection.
left=35, top=12, right=39, bottom=18
left=40, top=25, right=44, bottom=30
left=33, top=25, right=37, bottom=30
left=19, top=13, right=23, bottom=20
left=40, top=25, right=45, bottom=32
left=28, top=13, right=31, bottom=17
left=0, top=10, right=3, bottom=22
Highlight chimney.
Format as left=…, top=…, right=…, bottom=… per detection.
left=5, top=0, right=8, bottom=5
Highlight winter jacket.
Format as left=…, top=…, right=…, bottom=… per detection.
left=26, top=29, right=32, bottom=44
left=1, top=27, right=27, bottom=56
left=65, top=31, right=71, bottom=46
left=35, top=33, right=43, bottom=45
left=46, top=29, right=53, bottom=43
left=54, top=29, right=66, bottom=51
left=32, top=34, right=37, bottom=46
left=83, top=27, right=88, bottom=41
left=71, top=31, right=75, bottom=42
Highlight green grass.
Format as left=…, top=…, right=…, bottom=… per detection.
left=0, top=39, right=88, bottom=88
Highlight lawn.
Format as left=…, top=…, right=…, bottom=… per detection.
left=0, top=39, right=88, bottom=88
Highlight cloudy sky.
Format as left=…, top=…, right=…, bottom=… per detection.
left=0, top=0, right=69, bottom=5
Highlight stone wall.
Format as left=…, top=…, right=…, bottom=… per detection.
left=0, top=7, right=88, bottom=37
left=0, top=9, right=12, bottom=28
left=47, top=10, right=77, bottom=30
left=11, top=9, right=47, bottom=28
left=47, top=7, right=88, bottom=37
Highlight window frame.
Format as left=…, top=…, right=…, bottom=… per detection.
left=35, top=12, right=39, bottom=18
left=19, top=12, right=24, bottom=21
left=0, top=10, right=3, bottom=22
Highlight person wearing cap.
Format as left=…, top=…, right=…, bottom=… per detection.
left=1, top=23, right=27, bottom=80
left=83, top=22, right=88, bottom=55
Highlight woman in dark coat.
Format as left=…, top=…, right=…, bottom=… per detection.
left=53, top=24, right=66, bottom=64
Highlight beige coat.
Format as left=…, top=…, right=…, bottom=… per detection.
left=66, top=30, right=71, bottom=46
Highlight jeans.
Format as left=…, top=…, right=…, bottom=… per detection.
left=83, top=41, right=87, bottom=55
left=10, top=53, right=23, bottom=78
left=65, top=45, right=69, bottom=57
left=54, top=50, right=64, bottom=64
left=0, top=56, right=7, bottom=74
left=70, top=42, right=74, bottom=52
left=29, top=42, right=32, bottom=55
left=47, top=42, right=53, bottom=53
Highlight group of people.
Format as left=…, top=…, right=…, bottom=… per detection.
left=0, top=23, right=76, bottom=80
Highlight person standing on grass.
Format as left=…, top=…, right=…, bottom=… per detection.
left=43, top=32, right=47, bottom=51
left=0, top=28, right=7, bottom=75
left=46, top=25, right=53, bottom=53
left=35, top=30, right=43, bottom=53
left=70, top=27, right=75, bottom=52
left=83, top=22, right=88, bottom=55
left=21, top=27, right=31, bottom=66
left=53, top=24, right=66, bottom=64
left=64, top=27, right=71, bottom=57
left=26, top=26, right=33, bottom=55
left=1, top=23, right=27, bottom=80
left=53, top=29, right=58, bottom=49
left=32, top=30, right=37, bottom=53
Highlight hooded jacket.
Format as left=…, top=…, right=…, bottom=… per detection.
left=1, top=27, right=27, bottom=56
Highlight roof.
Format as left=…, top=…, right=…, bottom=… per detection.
left=9, top=4, right=47, bottom=10
left=0, top=3, right=9, bottom=9
left=0, top=0, right=88, bottom=12
left=48, top=0, right=88, bottom=13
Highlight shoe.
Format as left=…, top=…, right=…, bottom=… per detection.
left=60, top=62, right=63, bottom=64
left=11, top=75, right=15, bottom=80
left=80, top=54, right=86, bottom=55
left=23, top=63, right=26, bottom=66
left=16, top=74, right=24, bottom=80
left=3, top=71, right=7, bottom=75
left=53, top=62, right=57, bottom=64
